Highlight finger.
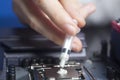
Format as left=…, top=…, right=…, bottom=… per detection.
left=72, top=36, right=82, bottom=52
left=72, top=19, right=82, bottom=52
left=15, top=0, right=66, bottom=44
left=77, top=3, right=96, bottom=27
left=60, top=0, right=96, bottom=27
left=33, top=0, right=80, bottom=35
left=14, top=0, right=82, bottom=52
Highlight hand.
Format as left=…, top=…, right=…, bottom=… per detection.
left=13, top=0, right=96, bottom=52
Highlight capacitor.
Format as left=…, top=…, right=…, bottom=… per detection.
left=7, top=65, right=16, bottom=80
left=21, top=58, right=31, bottom=67
left=0, top=44, right=4, bottom=71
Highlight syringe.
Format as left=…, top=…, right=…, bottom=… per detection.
left=58, top=19, right=80, bottom=75
left=59, top=35, right=74, bottom=68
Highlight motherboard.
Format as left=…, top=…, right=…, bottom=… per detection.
left=0, top=27, right=120, bottom=80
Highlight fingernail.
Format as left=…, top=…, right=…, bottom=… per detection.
left=77, top=28, right=81, bottom=33
left=72, top=19, right=80, bottom=33
left=65, top=24, right=77, bottom=35
left=73, top=19, right=78, bottom=25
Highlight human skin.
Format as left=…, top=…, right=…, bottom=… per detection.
left=13, top=0, right=96, bottom=52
